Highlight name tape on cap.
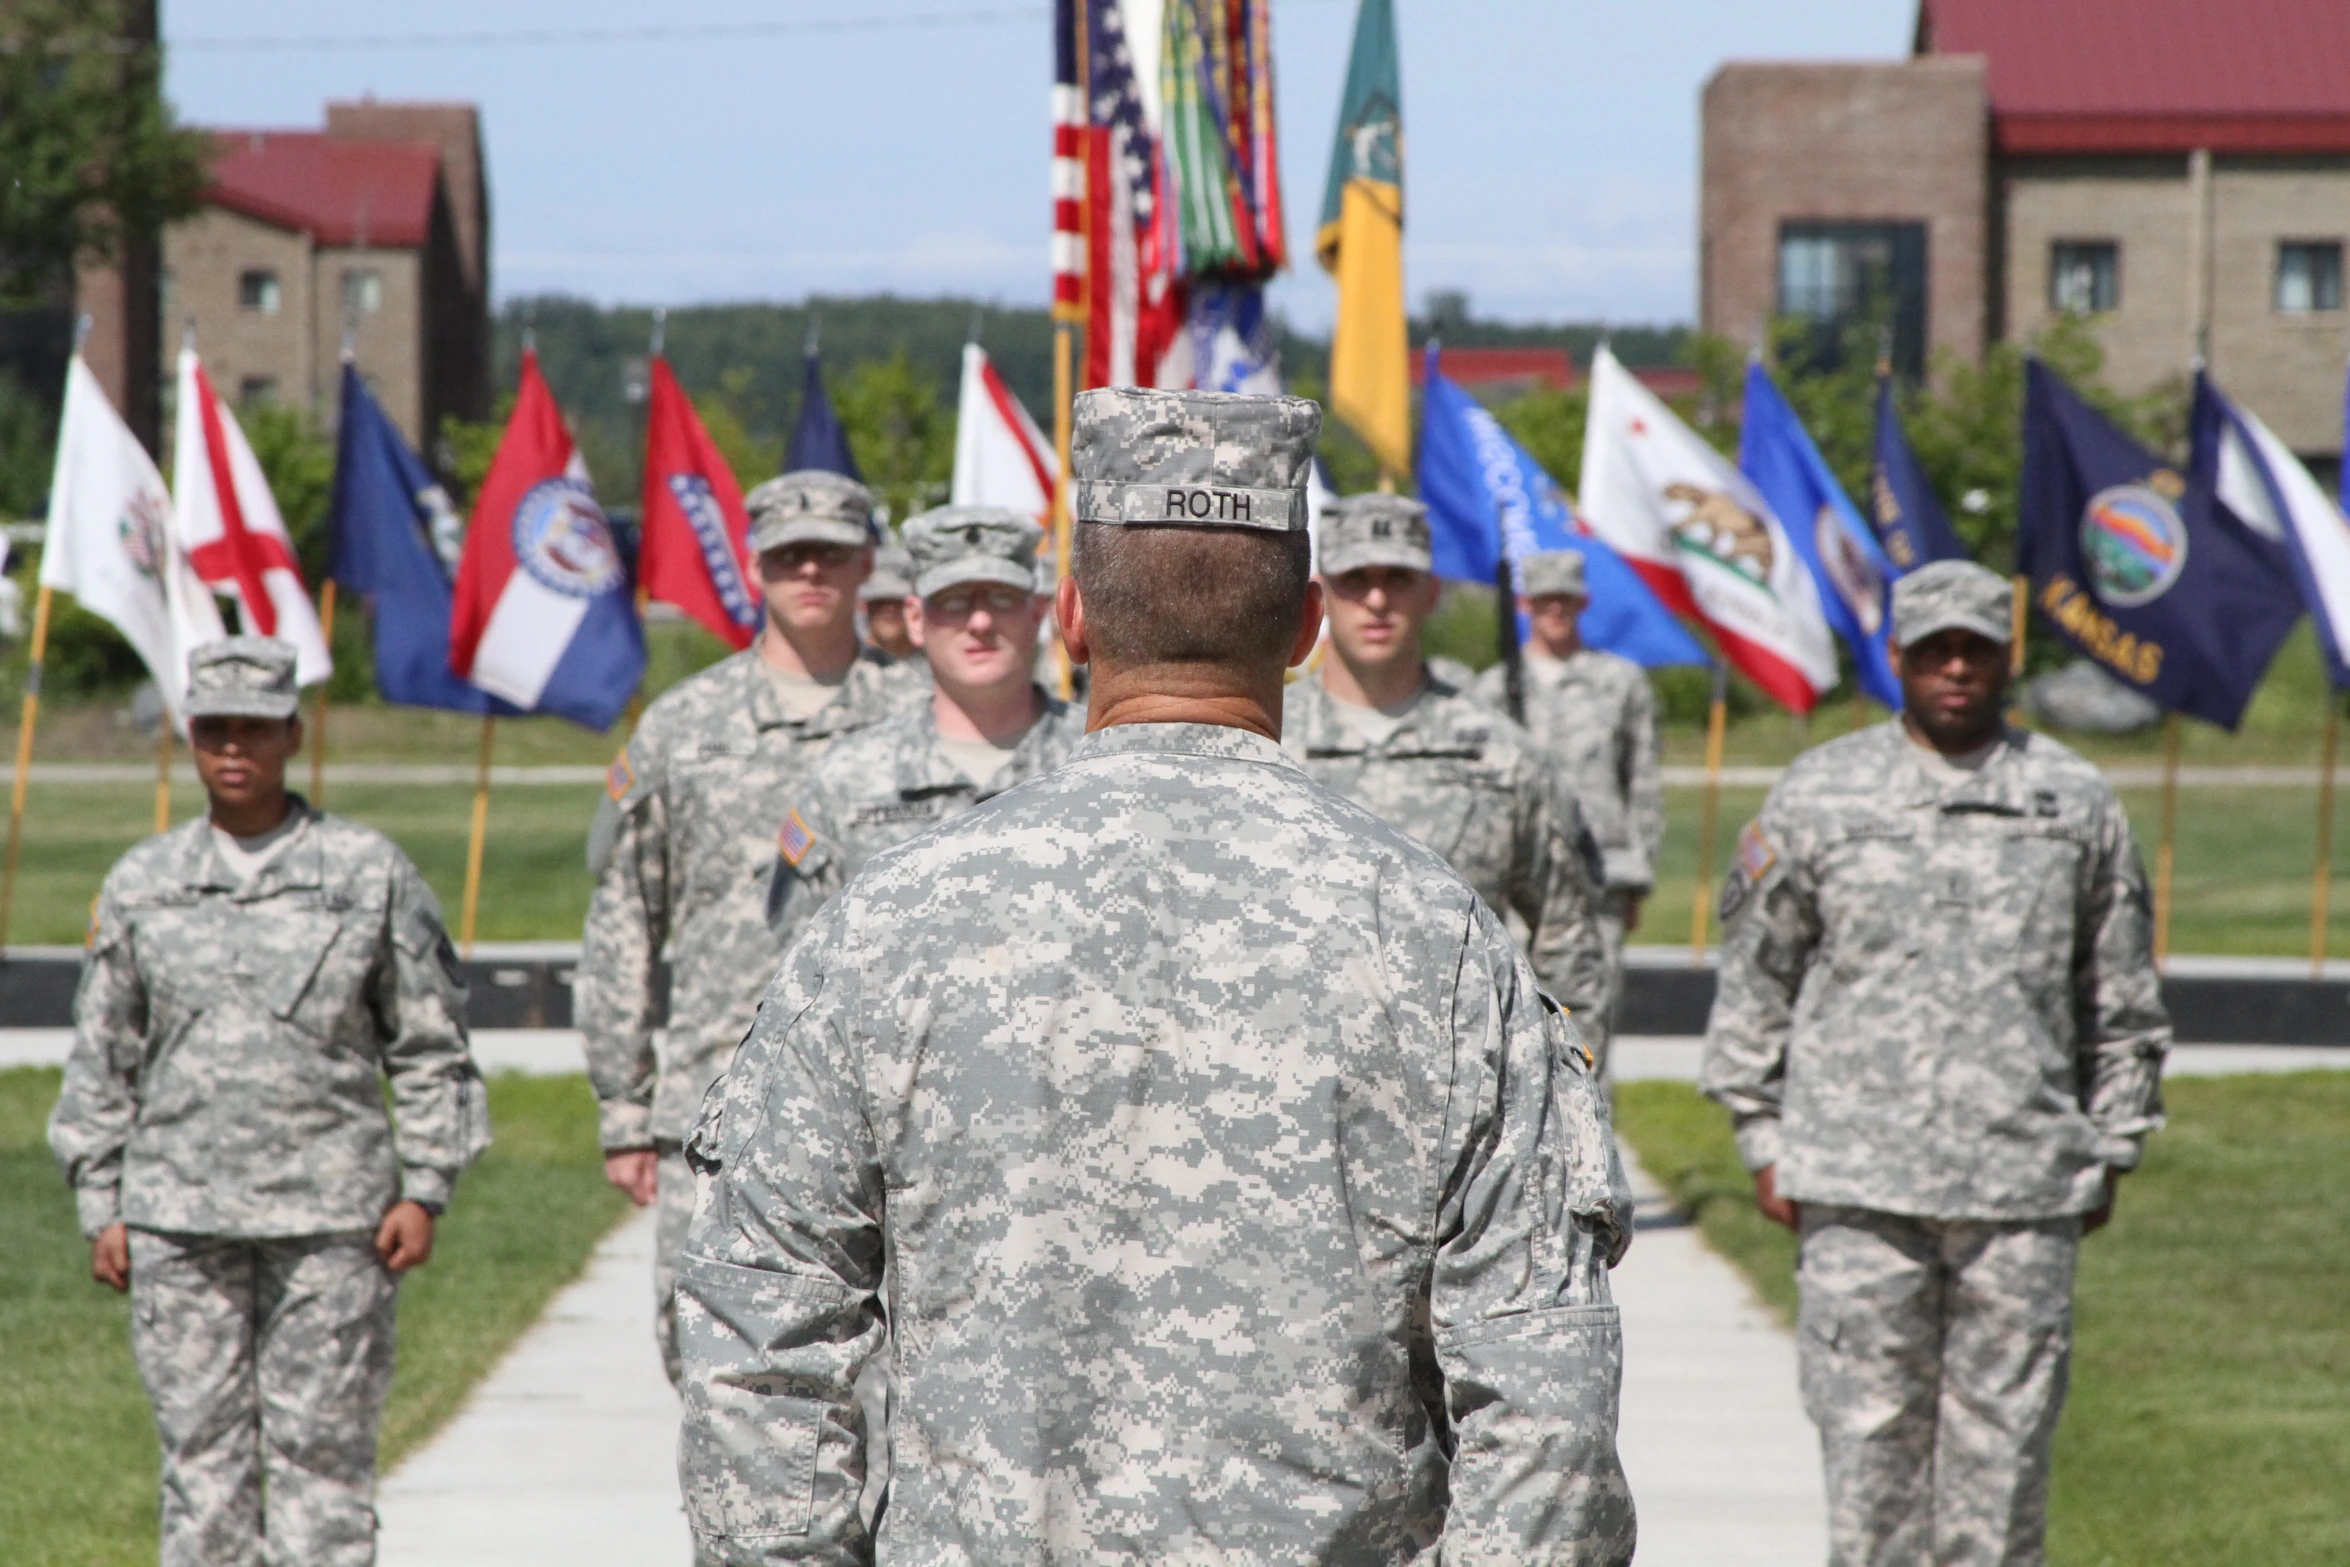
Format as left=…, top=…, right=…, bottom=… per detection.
left=1078, top=482, right=1303, bottom=532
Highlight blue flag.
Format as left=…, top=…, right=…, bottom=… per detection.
left=1416, top=350, right=1704, bottom=668
left=2020, top=359, right=2301, bottom=730
left=327, top=364, right=511, bottom=714
left=1870, top=376, right=1967, bottom=571
left=784, top=349, right=864, bottom=489
left=1739, top=363, right=1901, bottom=709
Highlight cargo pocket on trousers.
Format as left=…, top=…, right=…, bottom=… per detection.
left=676, top=1253, right=826, bottom=1541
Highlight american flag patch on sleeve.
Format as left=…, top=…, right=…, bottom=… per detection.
left=777, top=809, right=815, bottom=867
left=605, top=751, right=634, bottom=803
left=1735, top=820, right=1777, bottom=882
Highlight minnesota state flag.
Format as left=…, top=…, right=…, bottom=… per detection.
left=1317, top=0, right=1409, bottom=477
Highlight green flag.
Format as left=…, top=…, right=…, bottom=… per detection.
left=1316, top=0, right=1402, bottom=266
left=1318, top=0, right=1408, bottom=475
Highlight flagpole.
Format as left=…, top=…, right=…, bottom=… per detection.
left=2153, top=712, right=2181, bottom=970
left=1051, top=320, right=1076, bottom=701
left=308, top=580, right=335, bottom=804
left=2009, top=575, right=2028, bottom=676
left=2312, top=692, right=2340, bottom=977
left=0, top=584, right=55, bottom=951
left=152, top=721, right=171, bottom=835
left=1689, top=660, right=1729, bottom=964
left=459, top=713, right=496, bottom=957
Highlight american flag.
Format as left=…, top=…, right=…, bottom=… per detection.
left=1054, top=0, right=1183, bottom=388
left=1051, top=0, right=1086, bottom=322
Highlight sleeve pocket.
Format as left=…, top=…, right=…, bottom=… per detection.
left=676, top=1251, right=841, bottom=1542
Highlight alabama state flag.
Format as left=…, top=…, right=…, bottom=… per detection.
left=449, top=350, right=645, bottom=730
left=640, top=356, right=760, bottom=650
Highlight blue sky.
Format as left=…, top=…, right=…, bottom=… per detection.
left=162, top=0, right=1916, bottom=328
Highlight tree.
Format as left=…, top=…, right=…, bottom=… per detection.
left=834, top=351, right=954, bottom=525
left=0, top=1, right=209, bottom=308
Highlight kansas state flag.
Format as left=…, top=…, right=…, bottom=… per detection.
left=328, top=363, right=503, bottom=713
left=2020, top=360, right=2300, bottom=730
left=1739, top=363, right=1902, bottom=708
left=1870, top=376, right=1967, bottom=571
left=1416, top=349, right=1703, bottom=668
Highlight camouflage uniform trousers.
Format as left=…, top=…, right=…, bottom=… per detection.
left=128, top=1227, right=397, bottom=1567
left=654, top=1143, right=695, bottom=1388
left=1797, top=1205, right=2081, bottom=1567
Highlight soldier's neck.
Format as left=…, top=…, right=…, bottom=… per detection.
left=1084, top=660, right=1287, bottom=741
left=935, top=677, right=1041, bottom=746
left=208, top=789, right=295, bottom=841
left=759, top=620, right=860, bottom=683
left=1321, top=645, right=1427, bottom=713
left=1530, top=626, right=1580, bottom=659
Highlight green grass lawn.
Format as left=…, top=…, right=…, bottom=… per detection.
left=1615, top=1075, right=2350, bottom=1566
left=0, top=1068, right=630, bottom=1567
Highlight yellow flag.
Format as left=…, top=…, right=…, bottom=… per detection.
left=1318, top=0, right=1408, bottom=477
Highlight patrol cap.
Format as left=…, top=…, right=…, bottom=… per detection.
left=1317, top=494, right=1432, bottom=576
left=863, top=539, right=914, bottom=602
left=1520, top=549, right=1588, bottom=601
left=185, top=636, right=300, bottom=721
left=1891, top=558, right=2012, bottom=649
left=745, top=471, right=875, bottom=554
left=904, top=506, right=1043, bottom=598
left=1071, top=387, right=1320, bottom=533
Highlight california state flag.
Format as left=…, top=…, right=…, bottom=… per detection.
left=1580, top=347, right=1837, bottom=712
left=949, top=344, right=1056, bottom=518
left=172, top=347, right=332, bottom=684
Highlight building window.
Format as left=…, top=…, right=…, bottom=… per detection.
left=2050, top=242, right=2119, bottom=314
left=237, top=269, right=282, bottom=315
left=343, top=268, right=383, bottom=316
left=2276, top=242, right=2344, bottom=313
left=1776, top=221, right=1929, bottom=378
left=238, top=376, right=278, bottom=407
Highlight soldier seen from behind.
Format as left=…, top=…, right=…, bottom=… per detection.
left=49, top=636, right=489, bottom=1567
left=1472, top=547, right=1663, bottom=1065
left=578, top=470, right=910, bottom=1387
left=1285, top=494, right=1616, bottom=1062
left=677, top=389, right=1637, bottom=1563
left=1703, top=559, right=2170, bottom=1567
left=767, top=505, right=1084, bottom=953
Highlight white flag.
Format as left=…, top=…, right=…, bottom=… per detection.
left=39, top=358, right=226, bottom=716
left=950, top=344, right=1057, bottom=520
left=2202, top=378, right=2350, bottom=685
left=1579, top=347, right=1838, bottom=712
left=171, top=347, right=332, bottom=685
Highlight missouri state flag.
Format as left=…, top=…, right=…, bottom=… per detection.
left=2020, top=359, right=2299, bottom=730
left=448, top=350, right=645, bottom=730
left=641, top=356, right=761, bottom=650
left=171, top=345, right=332, bottom=684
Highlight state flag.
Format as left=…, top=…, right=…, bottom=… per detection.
left=641, top=356, right=761, bottom=650
left=448, top=350, right=646, bottom=730
left=1870, top=376, right=1967, bottom=571
left=949, top=343, right=1056, bottom=519
left=2020, top=359, right=2300, bottom=730
left=784, top=345, right=863, bottom=484
left=1579, top=347, right=1839, bottom=711
left=172, top=346, right=331, bottom=684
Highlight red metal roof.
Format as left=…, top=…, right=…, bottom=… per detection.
left=203, top=131, right=442, bottom=248
left=1411, top=347, right=1577, bottom=391
left=1920, top=0, right=2350, bottom=154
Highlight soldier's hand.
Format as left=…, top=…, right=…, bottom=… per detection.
left=377, top=1201, right=436, bottom=1272
left=604, top=1148, right=660, bottom=1207
left=1753, top=1164, right=1800, bottom=1232
left=2083, top=1170, right=2121, bottom=1234
left=90, top=1223, right=131, bottom=1292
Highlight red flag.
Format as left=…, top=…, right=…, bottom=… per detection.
left=640, top=357, right=760, bottom=650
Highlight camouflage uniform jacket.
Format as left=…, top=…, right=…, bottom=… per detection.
left=578, top=647, right=906, bottom=1151
left=678, top=722, right=1635, bottom=1564
left=766, top=688, right=1086, bottom=953
left=1282, top=670, right=1613, bottom=1025
left=1701, top=722, right=2169, bottom=1220
left=48, top=804, right=487, bottom=1239
left=1472, top=650, right=1664, bottom=893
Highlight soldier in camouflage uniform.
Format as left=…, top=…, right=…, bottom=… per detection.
left=1472, top=549, right=1663, bottom=1032
left=860, top=534, right=918, bottom=661
left=49, top=638, right=488, bottom=1567
left=768, top=505, right=1084, bottom=953
left=1702, top=561, right=2168, bottom=1567
left=1285, top=494, right=1615, bottom=1057
left=579, top=470, right=908, bottom=1386
left=677, top=388, right=1636, bottom=1564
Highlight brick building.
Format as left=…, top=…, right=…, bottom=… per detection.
left=1702, top=0, right=2350, bottom=458
left=80, top=99, right=490, bottom=454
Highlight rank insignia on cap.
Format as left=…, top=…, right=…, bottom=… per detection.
left=605, top=751, right=635, bottom=803
left=777, top=809, right=815, bottom=867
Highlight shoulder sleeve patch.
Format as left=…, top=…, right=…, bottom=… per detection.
left=606, top=748, right=635, bottom=803
left=1718, top=819, right=1779, bottom=927
left=777, top=809, right=816, bottom=868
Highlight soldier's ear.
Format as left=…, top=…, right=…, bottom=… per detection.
left=1057, top=574, right=1093, bottom=667
left=1289, top=580, right=1326, bottom=668
left=285, top=716, right=305, bottom=756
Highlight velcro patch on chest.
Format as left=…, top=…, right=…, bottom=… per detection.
left=852, top=801, right=942, bottom=827
left=776, top=809, right=816, bottom=867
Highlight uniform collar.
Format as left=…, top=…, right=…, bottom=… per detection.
left=894, top=687, right=1069, bottom=798
left=738, top=644, right=897, bottom=737
left=1070, top=719, right=1300, bottom=773
left=1879, top=720, right=2036, bottom=812
left=179, top=796, right=324, bottom=900
left=1288, top=669, right=1481, bottom=759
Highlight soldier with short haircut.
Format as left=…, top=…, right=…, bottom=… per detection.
left=677, top=389, right=1636, bottom=1564
left=1286, top=494, right=1614, bottom=1053
left=50, top=637, right=488, bottom=1567
left=1703, top=559, right=2169, bottom=1567
left=579, top=470, right=907, bottom=1386
left=1473, top=548, right=1663, bottom=1064
left=767, top=506, right=1083, bottom=952
left=860, top=535, right=918, bottom=662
